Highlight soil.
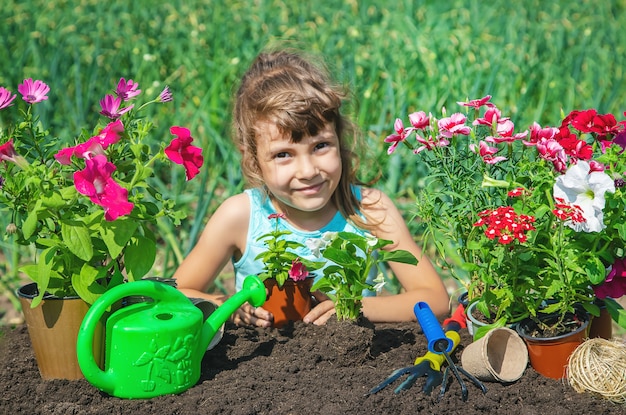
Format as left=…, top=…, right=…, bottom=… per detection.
left=1, top=316, right=625, bottom=415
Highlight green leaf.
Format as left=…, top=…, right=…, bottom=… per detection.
left=100, top=218, right=140, bottom=258
left=378, top=249, right=418, bottom=265
left=604, top=298, right=626, bottom=330
left=125, top=235, right=156, bottom=281
left=585, top=256, right=606, bottom=285
left=61, top=221, right=93, bottom=261
left=71, top=264, right=108, bottom=305
left=22, top=202, right=41, bottom=240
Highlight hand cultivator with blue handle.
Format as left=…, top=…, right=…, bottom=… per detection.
left=368, top=302, right=487, bottom=401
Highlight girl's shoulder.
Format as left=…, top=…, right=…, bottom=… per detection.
left=212, top=192, right=251, bottom=225
left=358, top=186, right=388, bottom=207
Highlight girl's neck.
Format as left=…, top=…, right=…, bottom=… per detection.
left=270, top=197, right=338, bottom=232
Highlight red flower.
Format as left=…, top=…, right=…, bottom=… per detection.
left=73, top=155, right=134, bottom=221
left=473, top=206, right=535, bottom=245
left=165, top=126, right=204, bottom=181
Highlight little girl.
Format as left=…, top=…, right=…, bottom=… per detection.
left=174, top=49, right=449, bottom=327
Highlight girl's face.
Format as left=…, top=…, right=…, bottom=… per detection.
left=255, top=120, right=342, bottom=220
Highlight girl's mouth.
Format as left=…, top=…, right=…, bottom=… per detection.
left=296, top=182, right=324, bottom=195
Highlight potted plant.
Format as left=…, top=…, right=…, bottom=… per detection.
left=383, top=96, right=626, bottom=360
left=255, top=213, right=322, bottom=327
left=310, top=231, right=418, bottom=321
left=0, top=77, right=204, bottom=379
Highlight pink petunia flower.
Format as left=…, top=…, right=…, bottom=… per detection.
left=99, top=94, right=134, bottom=120
left=288, top=258, right=309, bottom=282
left=0, top=140, right=29, bottom=169
left=594, top=258, right=626, bottom=299
left=165, top=126, right=204, bottom=181
left=0, top=87, right=17, bottom=110
left=115, top=78, right=141, bottom=101
left=17, top=79, right=50, bottom=104
left=73, top=155, right=134, bottom=221
left=55, top=120, right=124, bottom=165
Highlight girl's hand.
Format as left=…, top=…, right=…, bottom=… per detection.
left=303, top=291, right=336, bottom=325
left=231, top=304, right=273, bottom=328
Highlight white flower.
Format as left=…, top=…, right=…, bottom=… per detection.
left=306, top=232, right=337, bottom=257
left=553, top=160, right=615, bottom=232
left=372, top=273, right=386, bottom=292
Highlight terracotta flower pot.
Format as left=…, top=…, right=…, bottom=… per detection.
left=515, top=311, right=589, bottom=379
left=263, top=278, right=313, bottom=328
left=17, top=283, right=106, bottom=380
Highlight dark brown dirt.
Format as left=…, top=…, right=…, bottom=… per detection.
left=1, top=317, right=625, bottom=415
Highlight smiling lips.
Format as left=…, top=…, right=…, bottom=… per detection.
left=295, top=182, right=324, bottom=195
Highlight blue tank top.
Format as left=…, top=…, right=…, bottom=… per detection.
left=232, top=187, right=374, bottom=293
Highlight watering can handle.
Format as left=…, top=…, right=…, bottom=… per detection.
left=76, top=280, right=189, bottom=391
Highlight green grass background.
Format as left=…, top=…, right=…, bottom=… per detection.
left=1, top=0, right=625, bottom=302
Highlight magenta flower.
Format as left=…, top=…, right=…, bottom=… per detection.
left=115, top=78, right=141, bottom=101
left=17, top=79, right=50, bottom=104
left=438, top=113, right=471, bottom=138
left=457, top=95, right=494, bottom=109
left=473, top=107, right=508, bottom=128
left=594, top=258, right=626, bottom=299
left=0, top=140, right=28, bottom=169
left=99, top=94, right=134, bottom=120
left=73, top=155, right=134, bottom=221
left=408, top=111, right=430, bottom=129
left=413, top=134, right=449, bottom=154
left=55, top=120, right=124, bottom=165
left=384, top=118, right=411, bottom=155
left=0, top=87, right=16, bottom=110
left=469, top=140, right=507, bottom=164
left=157, top=86, right=173, bottom=103
left=165, top=126, right=204, bottom=181
left=288, top=258, right=309, bottom=282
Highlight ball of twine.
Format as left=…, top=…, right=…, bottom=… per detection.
left=566, top=338, right=626, bottom=404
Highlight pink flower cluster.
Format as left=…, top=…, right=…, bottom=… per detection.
left=0, top=78, right=204, bottom=221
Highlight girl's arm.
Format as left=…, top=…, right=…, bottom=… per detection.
left=174, top=193, right=249, bottom=303
left=174, top=193, right=273, bottom=327
left=359, top=188, right=449, bottom=322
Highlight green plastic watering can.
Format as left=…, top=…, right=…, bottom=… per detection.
left=77, top=275, right=265, bottom=399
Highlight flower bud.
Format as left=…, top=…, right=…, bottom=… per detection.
left=5, top=223, right=17, bottom=234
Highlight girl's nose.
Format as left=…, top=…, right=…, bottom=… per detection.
left=296, top=156, right=319, bottom=179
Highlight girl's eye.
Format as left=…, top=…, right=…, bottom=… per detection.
left=314, top=142, right=329, bottom=151
left=275, top=152, right=290, bottom=159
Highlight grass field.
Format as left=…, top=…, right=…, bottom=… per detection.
left=1, top=0, right=625, bottom=301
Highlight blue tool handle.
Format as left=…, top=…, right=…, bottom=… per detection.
left=414, top=302, right=453, bottom=354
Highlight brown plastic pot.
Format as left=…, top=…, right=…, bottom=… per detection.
left=18, top=283, right=105, bottom=380
left=588, top=300, right=613, bottom=340
left=263, top=278, right=313, bottom=327
left=515, top=311, right=589, bottom=379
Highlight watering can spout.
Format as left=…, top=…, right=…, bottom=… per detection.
left=200, top=275, right=266, bottom=348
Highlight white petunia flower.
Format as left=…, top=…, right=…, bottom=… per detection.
left=553, top=160, right=615, bottom=232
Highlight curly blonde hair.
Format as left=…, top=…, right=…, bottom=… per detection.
left=233, top=49, right=371, bottom=228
